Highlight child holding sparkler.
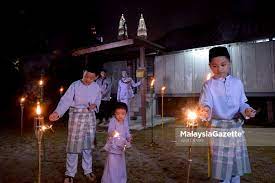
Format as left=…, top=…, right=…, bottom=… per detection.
left=199, top=46, right=256, bottom=183
left=101, top=102, right=131, bottom=183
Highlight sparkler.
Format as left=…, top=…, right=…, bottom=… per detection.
left=113, top=131, right=127, bottom=151
left=113, top=131, right=120, bottom=138
left=186, top=110, right=198, bottom=183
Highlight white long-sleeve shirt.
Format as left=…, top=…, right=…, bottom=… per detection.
left=54, top=80, right=101, bottom=117
left=117, top=77, right=141, bottom=101
left=199, top=75, right=250, bottom=120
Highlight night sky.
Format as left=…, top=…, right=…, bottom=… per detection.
left=1, top=0, right=273, bottom=57
left=0, top=0, right=274, bottom=122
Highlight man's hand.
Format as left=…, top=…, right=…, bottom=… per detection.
left=88, top=104, right=97, bottom=111
left=198, top=106, right=211, bottom=121
left=245, top=108, right=256, bottom=118
left=49, top=112, right=60, bottom=122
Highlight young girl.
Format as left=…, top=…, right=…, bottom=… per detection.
left=199, top=46, right=256, bottom=183
left=101, top=102, right=132, bottom=183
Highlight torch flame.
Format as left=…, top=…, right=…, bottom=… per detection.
left=150, top=78, right=155, bottom=87
left=20, top=97, right=25, bottom=103
left=59, top=87, right=64, bottom=93
left=36, top=103, right=42, bottom=115
left=39, top=79, right=44, bottom=86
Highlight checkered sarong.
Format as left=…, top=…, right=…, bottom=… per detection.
left=66, top=108, right=96, bottom=153
left=210, top=119, right=251, bottom=180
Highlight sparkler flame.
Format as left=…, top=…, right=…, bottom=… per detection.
left=113, top=131, right=120, bottom=138
left=40, top=125, right=53, bottom=132
left=187, top=111, right=197, bottom=120
left=186, top=110, right=198, bottom=127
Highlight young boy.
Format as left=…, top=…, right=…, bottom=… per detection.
left=101, top=102, right=131, bottom=183
left=49, top=66, right=101, bottom=183
left=199, top=46, right=256, bottom=183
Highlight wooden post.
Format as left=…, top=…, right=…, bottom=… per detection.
left=140, top=47, right=147, bottom=127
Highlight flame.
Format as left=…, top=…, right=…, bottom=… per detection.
left=59, top=87, right=64, bottom=93
left=40, top=125, right=53, bottom=132
left=36, top=103, right=42, bottom=115
left=187, top=110, right=197, bottom=120
left=41, top=125, right=47, bottom=131
left=186, top=110, right=198, bottom=127
left=206, top=73, right=212, bottom=80
left=39, top=79, right=44, bottom=86
left=113, top=131, right=120, bottom=138
left=161, top=86, right=166, bottom=91
left=150, top=78, right=155, bottom=87
left=20, top=97, right=25, bottom=103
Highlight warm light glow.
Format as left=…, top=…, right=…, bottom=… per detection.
left=186, top=110, right=198, bottom=127
left=36, top=103, right=42, bottom=115
left=39, top=79, right=44, bottom=86
left=41, top=125, right=47, bottom=131
left=59, top=87, right=64, bottom=93
left=150, top=78, right=155, bottom=87
left=40, top=125, right=53, bottom=132
left=187, top=110, right=197, bottom=120
left=161, top=86, right=166, bottom=91
left=113, top=131, right=120, bottom=138
left=20, top=97, right=25, bottom=103
left=206, top=73, right=212, bottom=80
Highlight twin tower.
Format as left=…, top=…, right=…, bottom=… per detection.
left=118, top=14, right=147, bottom=40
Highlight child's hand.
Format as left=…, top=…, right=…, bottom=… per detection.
left=198, top=106, right=211, bottom=121
left=49, top=112, right=60, bottom=122
left=245, top=108, right=256, bottom=118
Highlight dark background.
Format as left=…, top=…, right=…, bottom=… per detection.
left=0, top=0, right=274, bottom=125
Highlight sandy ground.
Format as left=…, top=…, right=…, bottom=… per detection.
left=0, top=120, right=275, bottom=183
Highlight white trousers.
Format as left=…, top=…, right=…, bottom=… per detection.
left=65, top=149, right=93, bottom=177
